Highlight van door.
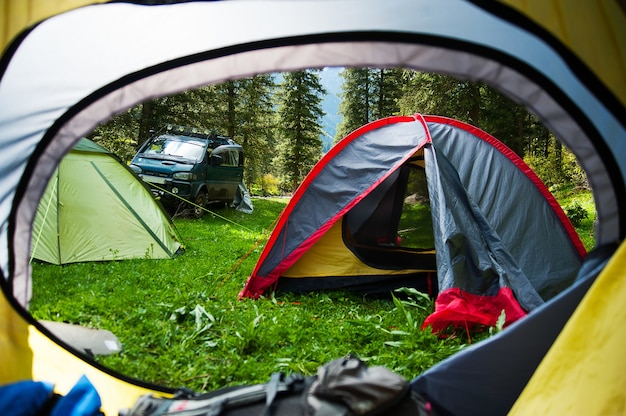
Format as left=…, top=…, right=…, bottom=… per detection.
left=207, top=146, right=244, bottom=202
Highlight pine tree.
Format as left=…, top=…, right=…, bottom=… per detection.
left=276, top=70, right=326, bottom=192
left=397, top=71, right=547, bottom=157
left=335, top=68, right=403, bottom=142
left=371, top=67, right=403, bottom=120
left=233, top=75, right=277, bottom=186
left=102, top=76, right=277, bottom=187
left=335, top=68, right=373, bottom=140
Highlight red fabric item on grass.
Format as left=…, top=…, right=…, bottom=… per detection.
left=423, top=287, right=527, bottom=333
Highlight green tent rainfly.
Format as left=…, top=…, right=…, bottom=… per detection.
left=31, top=139, right=183, bottom=265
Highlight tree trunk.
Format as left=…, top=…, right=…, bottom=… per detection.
left=554, top=138, right=563, bottom=180
left=137, top=100, right=155, bottom=149
left=378, top=69, right=385, bottom=119
left=468, top=83, right=481, bottom=125
left=227, top=81, right=236, bottom=138
left=364, top=72, right=370, bottom=125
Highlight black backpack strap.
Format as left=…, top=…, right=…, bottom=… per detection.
left=120, top=372, right=310, bottom=416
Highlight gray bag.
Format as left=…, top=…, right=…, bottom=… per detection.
left=307, top=355, right=434, bottom=416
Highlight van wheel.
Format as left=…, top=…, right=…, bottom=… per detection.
left=192, top=192, right=207, bottom=218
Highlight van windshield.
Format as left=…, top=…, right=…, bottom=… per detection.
left=143, top=136, right=206, bottom=161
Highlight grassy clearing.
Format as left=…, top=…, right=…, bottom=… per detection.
left=28, top=189, right=595, bottom=392
left=29, top=198, right=465, bottom=391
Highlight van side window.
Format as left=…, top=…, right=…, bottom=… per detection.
left=221, top=150, right=239, bottom=167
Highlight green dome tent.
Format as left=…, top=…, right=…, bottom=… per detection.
left=31, top=138, right=183, bottom=265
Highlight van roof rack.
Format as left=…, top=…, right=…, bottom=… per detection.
left=164, top=124, right=234, bottom=145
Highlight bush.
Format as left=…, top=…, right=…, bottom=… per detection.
left=564, top=202, right=588, bottom=227
left=250, top=174, right=280, bottom=196
left=523, top=142, right=589, bottom=190
left=561, top=150, right=589, bottom=189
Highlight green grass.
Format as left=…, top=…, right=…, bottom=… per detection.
left=29, top=198, right=465, bottom=391
left=28, top=188, right=596, bottom=392
left=398, top=202, right=435, bottom=249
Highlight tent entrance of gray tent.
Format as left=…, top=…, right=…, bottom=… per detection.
left=342, top=153, right=438, bottom=275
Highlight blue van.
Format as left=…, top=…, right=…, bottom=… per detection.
left=130, top=125, right=244, bottom=217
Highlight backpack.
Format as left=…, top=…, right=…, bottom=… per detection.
left=119, top=355, right=437, bottom=416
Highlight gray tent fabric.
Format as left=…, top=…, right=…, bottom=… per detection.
left=345, top=169, right=403, bottom=237
left=425, top=142, right=544, bottom=311
left=410, top=243, right=616, bottom=416
left=427, top=120, right=583, bottom=300
left=38, top=320, right=122, bottom=356
left=232, top=182, right=253, bottom=214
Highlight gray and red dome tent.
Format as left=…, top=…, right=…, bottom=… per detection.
left=240, top=114, right=586, bottom=332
